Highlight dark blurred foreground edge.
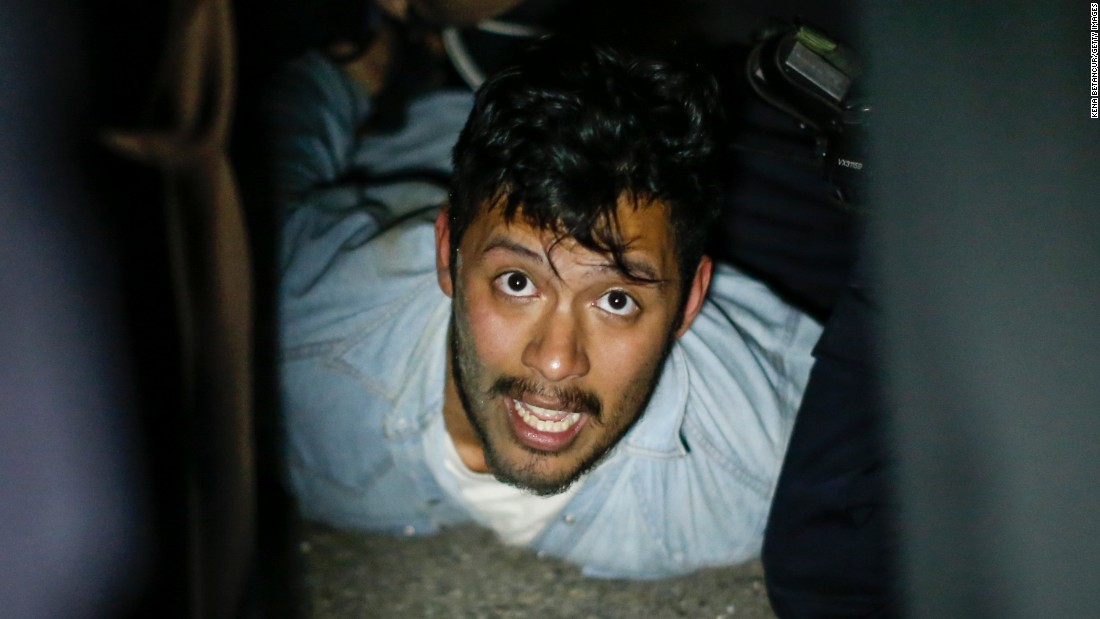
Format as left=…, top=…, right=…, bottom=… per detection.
left=869, top=4, right=1100, bottom=618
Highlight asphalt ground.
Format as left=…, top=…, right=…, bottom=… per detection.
left=302, top=522, right=777, bottom=619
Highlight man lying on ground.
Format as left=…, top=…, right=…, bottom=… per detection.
left=269, top=35, right=821, bottom=578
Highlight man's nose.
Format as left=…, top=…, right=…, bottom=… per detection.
left=521, top=308, right=590, bottom=382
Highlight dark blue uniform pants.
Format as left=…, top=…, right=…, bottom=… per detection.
left=761, top=258, right=897, bottom=618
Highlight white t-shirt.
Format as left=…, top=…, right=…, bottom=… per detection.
left=423, top=412, right=581, bottom=546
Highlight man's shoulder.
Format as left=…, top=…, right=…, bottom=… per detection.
left=691, top=262, right=823, bottom=362
left=281, top=211, right=444, bottom=348
left=616, top=262, right=822, bottom=465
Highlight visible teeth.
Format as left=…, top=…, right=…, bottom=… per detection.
left=515, top=401, right=582, bottom=433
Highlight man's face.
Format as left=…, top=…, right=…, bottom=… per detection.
left=435, top=198, right=711, bottom=495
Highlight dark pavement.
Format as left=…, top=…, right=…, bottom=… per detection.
left=303, top=523, right=777, bottom=618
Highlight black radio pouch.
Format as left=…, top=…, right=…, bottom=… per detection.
left=745, top=23, right=870, bottom=208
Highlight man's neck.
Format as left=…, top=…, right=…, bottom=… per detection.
left=443, top=345, right=490, bottom=473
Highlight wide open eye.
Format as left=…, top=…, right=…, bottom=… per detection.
left=494, top=271, right=538, bottom=297
left=594, top=289, right=639, bottom=317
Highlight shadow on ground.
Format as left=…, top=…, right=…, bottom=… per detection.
left=303, top=523, right=776, bottom=618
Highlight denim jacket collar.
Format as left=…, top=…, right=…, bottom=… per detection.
left=620, top=345, right=691, bottom=458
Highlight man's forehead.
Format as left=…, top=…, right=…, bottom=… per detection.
left=466, top=199, right=678, bottom=279
left=470, top=196, right=674, bottom=244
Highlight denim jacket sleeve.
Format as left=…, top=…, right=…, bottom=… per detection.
left=268, top=52, right=475, bottom=530
left=266, top=51, right=472, bottom=346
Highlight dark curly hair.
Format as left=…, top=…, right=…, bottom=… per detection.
left=448, top=36, right=726, bottom=308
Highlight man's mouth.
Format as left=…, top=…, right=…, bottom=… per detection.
left=506, top=396, right=587, bottom=452
left=515, top=400, right=582, bottom=432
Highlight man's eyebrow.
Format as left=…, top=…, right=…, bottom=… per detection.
left=608, top=257, right=663, bottom=284
left=483, top=233, right=668, bottom=286
left=575, top=253, right=671, bottom=288
left=482, top=235, right=545, bottom=263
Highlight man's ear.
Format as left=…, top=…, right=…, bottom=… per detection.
left=435, top=209, right=455, bottom=297
left=674, top=255, right=713, bottom=338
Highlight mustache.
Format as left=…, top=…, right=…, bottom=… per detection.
left=489, top=376, right=603, bottom=417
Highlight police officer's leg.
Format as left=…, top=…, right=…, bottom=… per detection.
left=762, top=256, right=897, bottom=618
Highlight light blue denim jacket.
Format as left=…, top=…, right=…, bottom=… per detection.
left=273, top=53, right=822, bottom=579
